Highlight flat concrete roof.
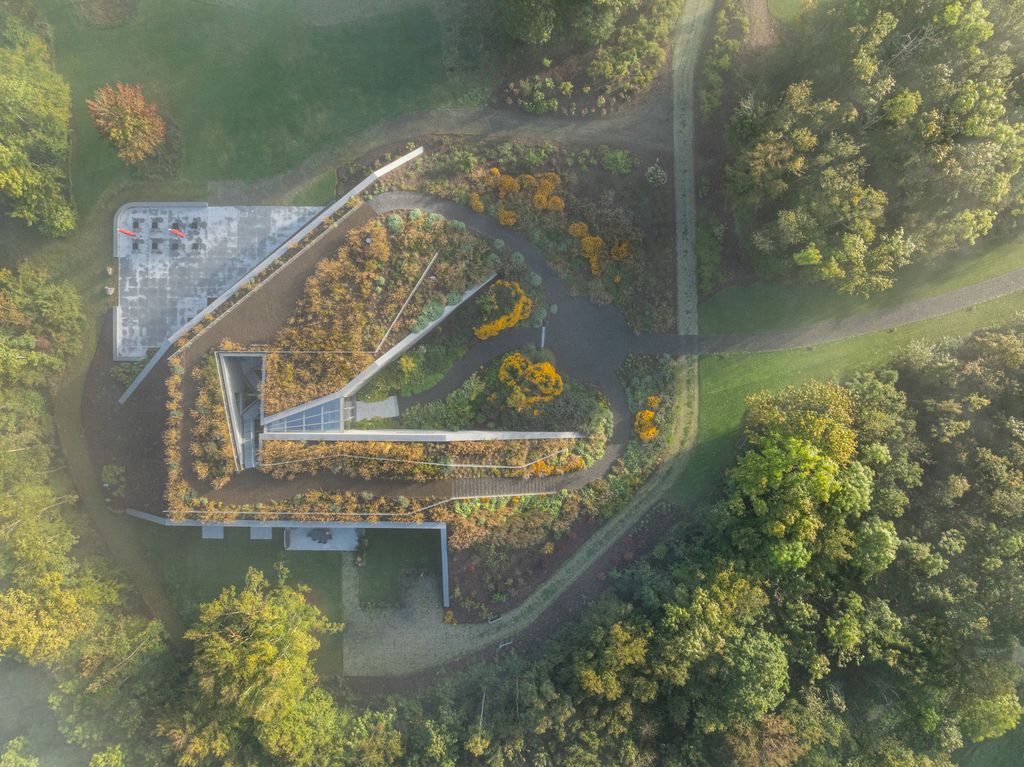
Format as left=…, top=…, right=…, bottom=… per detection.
left=114, top=203, right=320, bottom=360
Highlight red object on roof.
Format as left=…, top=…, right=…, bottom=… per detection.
left=169, top=228, right=186, bottom=238
left=117, top=228, right=137, bottom=237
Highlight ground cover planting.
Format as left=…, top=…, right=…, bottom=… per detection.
left=448, top=351, right=685, bottom=619
left=259, top=437, right=586, bottom=482
left=259, top=211, right=509, bottom=415
left=187, top=353, right=235, bottom=489
left=343, top=137, right=676, bottom=331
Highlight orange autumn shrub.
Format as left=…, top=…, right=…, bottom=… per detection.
left=569, top=221, right=589, bottom=238
left=499, top=352, right=564, bottom=412
left=611, top=241, right=631, bottom=261
left=474, top=280, right=533, bottom=340
left=188, top=354, right=235, bottom=489
left=634, top=409, right=658, bottom=441
left=498, top=174, right=520, bottom=199
left=581, top=235, right=606, bottom=275
left=498, top=209, right=517, bottom=226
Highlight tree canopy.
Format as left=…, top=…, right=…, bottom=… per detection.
left=726, top=0, right=1024, bottom=295
left=0, top=3, right=76, bottom=235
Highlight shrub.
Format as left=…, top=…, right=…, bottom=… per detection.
left=384, top=213, right=404, bottom=233
left=87, top=82, right=166, bottom=164
left=474, top=281, right=533, bottom=340
left=645, top=163, right=668, bottom=185
left=600, top=147, right=634, bottom=175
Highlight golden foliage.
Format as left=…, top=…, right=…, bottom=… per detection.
left=634, top=409, right=658, bottom=441
left=474, top=280, right=533, bottom=340
left=499, top=352, right=564, bottom=412
left=568, top=221, right=589, bottom=238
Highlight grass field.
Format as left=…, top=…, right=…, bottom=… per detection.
left=957, top=720, right=1024, bottom=766
left=0, top=662, right=90, bottom=766
left=700, top=234, right=1024, bottom=334
left=126, top=519, right=347, bottom=674
left=40, top=0, right=493, bottom=214
left=673, top=291, right=1024, bottom=509
left=358, top=528, right=441, bottom=605
left=767, top=0, right=809, bottom=24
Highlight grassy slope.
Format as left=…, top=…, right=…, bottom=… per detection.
left=767, top=0, right=808, bottom=24
left=678, top=292, right=1024, bottom=510
left=41, top=0, right=469, bottom=214
left=957, top=722, right=1024, bottom=767
left=701, top=234, right=1024, bottom=334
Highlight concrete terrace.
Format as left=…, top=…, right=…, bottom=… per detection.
left=114, top=203, right=320, bottom=360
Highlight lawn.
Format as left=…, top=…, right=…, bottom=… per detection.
left=358, top=528, right=441, bottom=606
left=0, top=662, right=90, bottom=766
left=674, top=291, right=1024, bottom=509
left=126, top=519, right=347, bottom=675
left=700, top=233, right=1024, bottom=334
left=767, top=0, right=809, bottom=24
left=957, top=720, right=1024, bottom=766
left=39, top=0, right=494, bottom=214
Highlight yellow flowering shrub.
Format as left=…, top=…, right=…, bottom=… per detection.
left=580, top=235, right=606, bottom=275
left=568, top=221, right=589, bottom=238
left=646, top=395, right=662, bottom=409
left=468, top=192, right=485, bottom=213
left=498, top=174, right=520, bottom=198
left=498, top=209, right=517, bottom=226
left=547, top=195, right=565, bottom=212
left=611, top=241, right=631, bottom=261
left=634, top=409, right=658, bottom=441
left=499, top=352, right=564, bottom=412
left=474, top=280, right=533, bottom=340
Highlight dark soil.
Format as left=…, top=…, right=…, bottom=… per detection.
left=83, top=312, right=169, bottom=514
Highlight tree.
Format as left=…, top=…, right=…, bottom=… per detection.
left=0, top=5, right=76, bottom=235
left=0, top=739, right=38, bottom=767
left=86, top=82, right=166, bottom=165
left=501, top=0, right=556, bottom=44
left=159, top=566, right=344, bottom=766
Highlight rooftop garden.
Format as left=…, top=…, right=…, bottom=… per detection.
left=260, top=211, right=500, bottom=416
left=341, top=137, right=676, bottom=332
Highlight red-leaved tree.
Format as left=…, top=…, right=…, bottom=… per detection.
left=86, top=82, right=166, bottom=164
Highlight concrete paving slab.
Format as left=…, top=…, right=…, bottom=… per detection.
left=114, top=203, right=320, bottom=359
left=355, top=396, right=399, bottom=421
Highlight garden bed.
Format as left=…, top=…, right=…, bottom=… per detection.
left=448, top=352, right=685, bottom=621
left=258, top=211, right=502, bottom=416
left=337, top=136, right=676, bottom=332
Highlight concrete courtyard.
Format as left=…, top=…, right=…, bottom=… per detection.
left=114, top=203, right=320, bottom=359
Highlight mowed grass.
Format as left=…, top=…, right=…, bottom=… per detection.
left=768, top=0, right=810, bottom=24
left=957, top=721, right=1024, bottom=767
left=0, top=662, right=90, bottom=766
left=126, top=519, right=347, bottom=674
left=358, top=528, right=441, bottom=605
left=40, top=0, right=480, bottom=213
left=700, top=234, right=1024, bottom=334
left=673, top=291, right=1024, bottom=509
